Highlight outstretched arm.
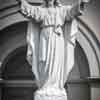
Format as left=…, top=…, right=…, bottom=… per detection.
left=16, top=0, right=42, bottom=21
left=70, top=0, right=90, bottom=17
left=16, top=0, right=33, bottom=16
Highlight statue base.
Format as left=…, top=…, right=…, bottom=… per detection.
left=34, top=87, right=67, bottom=100
left=35, top=94, right=67, bottom=100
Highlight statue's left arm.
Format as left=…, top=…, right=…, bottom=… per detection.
left=64, top=0, right=91, bottom=46
left=70, top=0, right=90, bottom=17
left=17, top=0, right=42, bottom=22
left=64, top=0, right=90, bottom=21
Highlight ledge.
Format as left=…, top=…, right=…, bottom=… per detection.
left=87, top=77, right=100, bottom=83
left=0, top=77, right=100, bottom=87
left=0, top=80, right=38, bottom=88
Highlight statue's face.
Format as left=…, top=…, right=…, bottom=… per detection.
left=43, top=0, right=57, bottom=6
left=43, top=0, right=55, bottom=3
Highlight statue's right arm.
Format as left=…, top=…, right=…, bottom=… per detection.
left=16, top=0, right=34, bottom=17
left=69, top=0, right=90, bottom=18
left=19, top=0, right=32, bottom=16
left=16, top=0, right=27, bottom=5
left=16, top=0, right=42, bottom=21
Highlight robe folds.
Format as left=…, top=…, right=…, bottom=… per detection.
left=21, top=0, right=83, bottom=96
left=26, top=19, right=78, bottom=85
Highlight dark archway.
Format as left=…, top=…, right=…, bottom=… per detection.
left=2, top=46, right=37, bottom=100
left=67, top=41, right=90, bottom=100
left=1, top=44, right=90, bottom=100
left=2, top=46, right=34, bottom=80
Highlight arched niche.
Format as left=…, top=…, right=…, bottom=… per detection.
left=0, top=20, right=91, bottom=78
left=0, top=20, right=99, bottom=78
left=77, top=18, right=100, bottom=76
left=0, top=3, right=100, bottom=77
left=0, top=1, right=100, bottom=100
left=2, top=46, right=34, bottom=80
left=0, top=21, right=90, bottom=100
left=0, top=1, right=100, bottom=78
left=1, top=39, right=90, bottom=80
left=1, top=40, right=90, bottom=100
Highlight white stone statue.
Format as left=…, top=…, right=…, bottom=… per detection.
left=17, top=0, right=90, bottom=99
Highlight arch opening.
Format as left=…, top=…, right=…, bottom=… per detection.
left=0, top=21, right=98, bottom=100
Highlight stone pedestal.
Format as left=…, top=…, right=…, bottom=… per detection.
left=34, top=88, right=67, bottom=100
left=35, top=94, right=67, bottom=100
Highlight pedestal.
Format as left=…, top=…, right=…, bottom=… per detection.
left=35, top=94, right=67, bottom=100
left=34, top=87, right=67, bottom=100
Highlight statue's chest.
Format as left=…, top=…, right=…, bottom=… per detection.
left=42, top=8, right=64, bottom=25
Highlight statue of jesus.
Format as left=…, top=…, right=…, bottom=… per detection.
left=17, top=0, right=90, bottom=99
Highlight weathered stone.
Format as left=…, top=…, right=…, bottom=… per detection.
left=34, top=88, right=67, bottom=100
left=34, top=93, right=67, bottom=100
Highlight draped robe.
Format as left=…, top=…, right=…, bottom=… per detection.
left=21, top=0, right=83, bottom=96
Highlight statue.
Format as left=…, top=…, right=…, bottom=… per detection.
left=17, top=0, right=90, bottom=99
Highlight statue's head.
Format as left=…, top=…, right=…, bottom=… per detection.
left=43, top=0, right=61, bottom=7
